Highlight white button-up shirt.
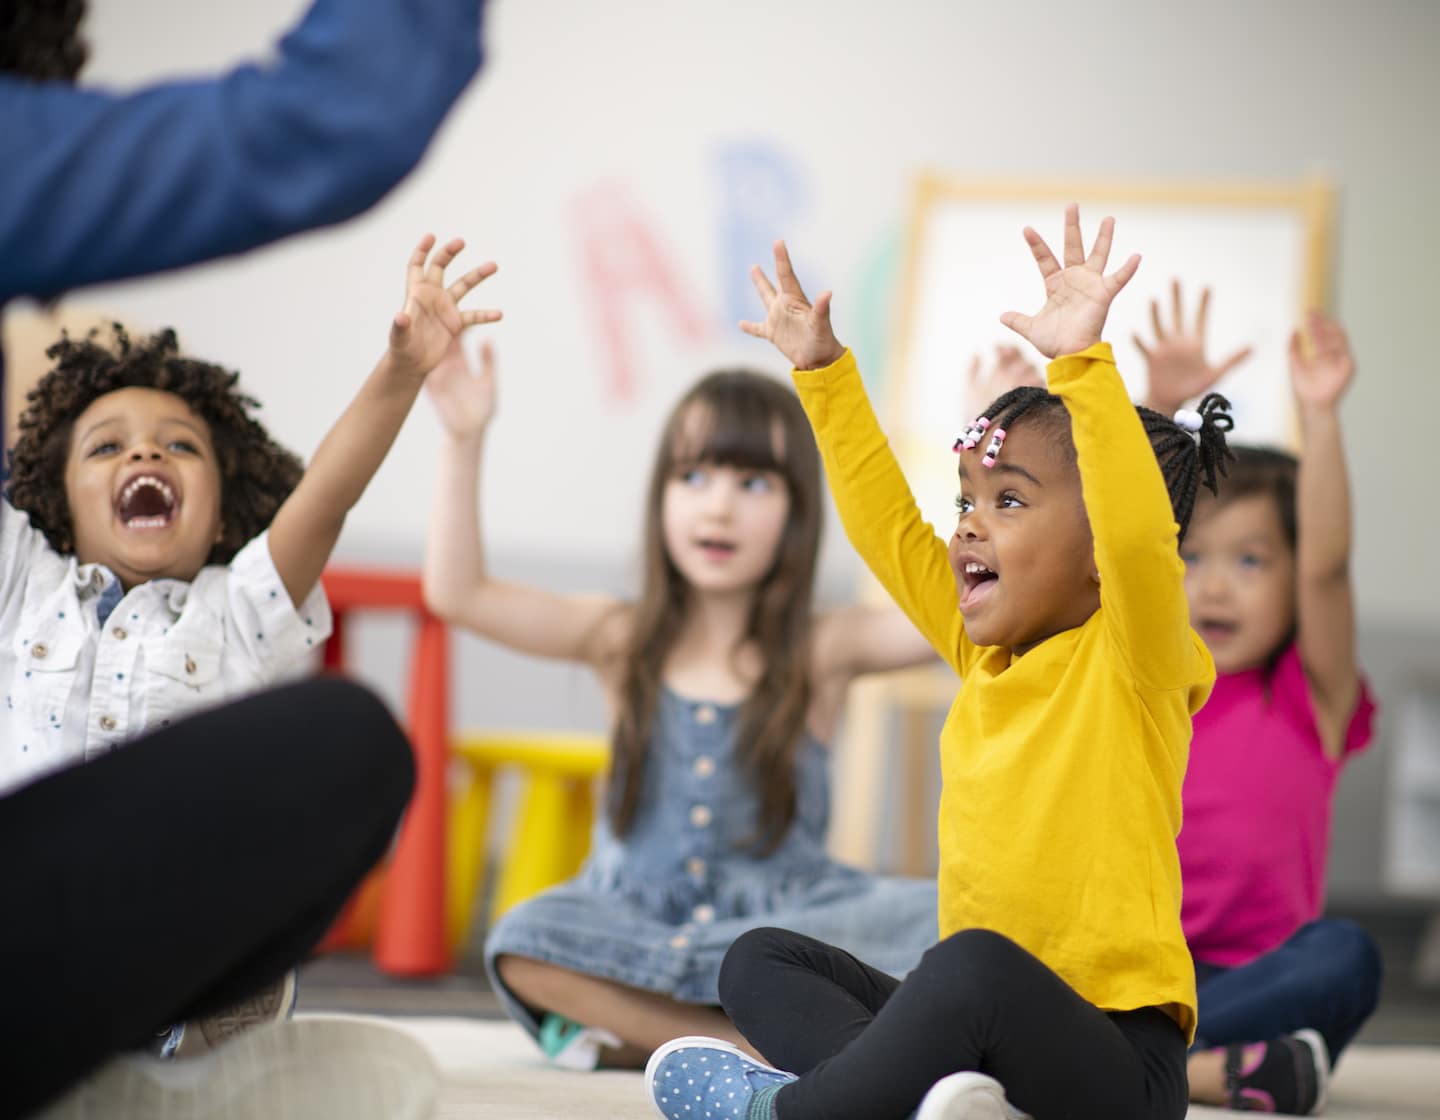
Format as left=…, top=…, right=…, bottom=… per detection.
left=1, top=502, right=332, bottom=795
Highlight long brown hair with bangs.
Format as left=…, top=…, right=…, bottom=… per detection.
left=608, top=370, right=822, bottom=855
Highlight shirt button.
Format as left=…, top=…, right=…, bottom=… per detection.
left=99, top=715, right=117, bottom=731
left=112, top=627, right=128, bottom=641
left=669, top=934, right=690, bottom=949
left=31, top=643, right=48, bottom=660
left=694, top=704, right=717, bottom=725
left=185, top=657, right=197, bottom=675
left=686, top=857, right=707, bottom=878
left=689, top=804, right=713, bottom=828
left=693, top=755, right=715, bottom=777
left=692, top=904, right=716, bottom=924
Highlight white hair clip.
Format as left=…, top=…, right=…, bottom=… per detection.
left=1173, top=408, right=1203, bottom=433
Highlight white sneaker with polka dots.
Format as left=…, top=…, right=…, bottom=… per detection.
left=915, top=1071, right=1031, bottom=1120
left=645, top=1036, right=796, bottom=1120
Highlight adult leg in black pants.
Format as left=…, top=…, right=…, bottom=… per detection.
left=0, top=676, right=414, bottom=1117
left=718, top=926, right=1189, bottom=1120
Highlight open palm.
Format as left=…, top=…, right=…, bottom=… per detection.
left=740, top=241, right=845, bottom=371
left=427, top=338, right=497, bottom=437
left=1290, top=310, right=1355, bottom=409
left=389, top=234, right=501, bottom=380
left=1000, top=205, right=1140, bottom=359
left=1135, top=281, right=1252, bottom=414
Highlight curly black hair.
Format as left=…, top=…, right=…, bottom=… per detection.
left=961, top=386, right=1235, bottom=545
left=6, top=324, right=303, bottom=563
left=1, top=0, right=88, bottom=81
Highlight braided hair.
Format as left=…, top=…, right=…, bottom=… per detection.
left=6, top=324, right=303, bottom=562
left=968, top=386, right=1234, bottom=544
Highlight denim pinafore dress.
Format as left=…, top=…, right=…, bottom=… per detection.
left=484, top=686, right=938, bottom=1041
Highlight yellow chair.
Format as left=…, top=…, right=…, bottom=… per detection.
left=447, top=732, right=611, bottom=954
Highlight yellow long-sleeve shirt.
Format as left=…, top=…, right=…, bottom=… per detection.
left=793, top=343, right=1212, bottom=1040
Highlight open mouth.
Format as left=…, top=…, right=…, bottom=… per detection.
left=959, top=560, right=999, bottom=609
left=115, top=474, right=179, bottom=531
left=1196, top=618, right=1239, bottom=643
left=696, top=538, right=738, bottom=560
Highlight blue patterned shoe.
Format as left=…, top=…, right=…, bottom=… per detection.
left=645, top=1036, right=797, bottom=1120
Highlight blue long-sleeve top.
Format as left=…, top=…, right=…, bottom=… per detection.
left=0, top=0, right=485, bottom=306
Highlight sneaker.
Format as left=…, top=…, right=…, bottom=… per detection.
left=194, top=968, right=298, bottom=1050
left=645, top=1035, right=796, bottom=1120
left=916, top=1071, right=1031, bottom=1120
left=1223, top=1029, right=1330, bottom=1114
left=537, top=1012, right=623, bottom=1071
left=37, top=1016, right=437, bottom=1120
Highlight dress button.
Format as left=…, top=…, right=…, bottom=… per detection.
left=686, top=857, right=707, bottom=878
left=692, top=904, right=716, bottom=924
left=694, top=704, right=717, bottom=725
left=693, top=754, right=715, bottom=777
left=31, top=643, right=48, bottom=660
left=669, top=934, right=690, bottom=949
left=689, top=804, right=713, bottom=828
left=99, top=715, right=117, bottom=731
left=112, top=627, right=128, bottom=641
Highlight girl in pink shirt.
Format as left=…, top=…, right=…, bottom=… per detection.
left=1140, top=287, right=1380, bottom=1115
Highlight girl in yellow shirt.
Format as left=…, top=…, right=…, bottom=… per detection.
left=643, top=208, right=1234, bottom=1120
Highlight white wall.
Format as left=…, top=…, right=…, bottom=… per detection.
left=62, top=0, right=1440, bottom=630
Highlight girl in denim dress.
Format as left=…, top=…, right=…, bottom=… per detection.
left=423, top=343, right=940, bottom=1068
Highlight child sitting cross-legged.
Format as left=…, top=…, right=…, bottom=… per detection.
left=643, top=208, right=1233, bottom=1120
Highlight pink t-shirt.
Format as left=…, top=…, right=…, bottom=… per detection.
left=1178, top=643, right=1376, bottom=967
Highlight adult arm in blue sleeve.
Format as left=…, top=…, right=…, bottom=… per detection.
left=0, top=0, right=485, bottom=304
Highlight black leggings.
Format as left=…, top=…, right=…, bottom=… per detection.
left=719, top=927, right=1188, bottom=1120
left=0, top=677, right=414, bottom=1117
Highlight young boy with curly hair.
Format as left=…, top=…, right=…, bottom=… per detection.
left=1, top=233, right=500, bottom=797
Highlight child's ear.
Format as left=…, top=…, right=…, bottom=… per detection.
left=1091, top=566, right=1101, bottom=586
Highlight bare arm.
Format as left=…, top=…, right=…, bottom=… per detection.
left=268, top=233, right=500, bottom=606
left=420, top=341, right=628, bottom=668
left=811, top=602, right=940, bottom=686
left=1290, top=312, right=1361, bottom=758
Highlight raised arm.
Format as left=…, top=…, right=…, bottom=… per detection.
left=1289, top=311, right=1360, bottom=757
left=1001, top=207, right=1203, bottom=689
left=420, top=341, right=628, bottom=669
left=741, top=242, right=967, bottom=674
left=0, top=0, right=484, bottom=303
left=267, top=234, right=500, bottom=607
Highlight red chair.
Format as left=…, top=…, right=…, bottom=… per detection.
left=318, top=568, right=451, bottom=976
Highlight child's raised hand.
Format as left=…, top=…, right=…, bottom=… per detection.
left=389, top=234, right=501, bottom=380
left=739, top=240, right=845, bottom=371
left=426, top=338, right=497, bottom=438
left=1134, top=281, right=1252, bottom=415
left=967, top=344, right=1045, bottom=412
left=1000, top=205, right=1141, bottom=359
left=1289, top=310, right=1355, bottom=411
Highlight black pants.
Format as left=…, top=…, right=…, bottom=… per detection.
left=0, top=677, right=415, bottom=1118
left=719, top=927, right=1189, bottom=1120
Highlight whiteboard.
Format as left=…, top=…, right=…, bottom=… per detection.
left=887, top=176, right=1333, bottom=538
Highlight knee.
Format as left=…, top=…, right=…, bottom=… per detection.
left=1305, top=919, right=1383, bottom=1012
left=719, top=927, right=793, bottom=1012
left=302, top=678, right=416, bottom=818
left=917, top=928, right=1029, bottom=997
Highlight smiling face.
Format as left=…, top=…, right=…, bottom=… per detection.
left=1182, top=492, right=1297, bottom=673
left=948, top=418, right=1100, bottom=654
left=63, top=387, right=224, bottom=589
left=660, top=404, right=791, bottom=597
